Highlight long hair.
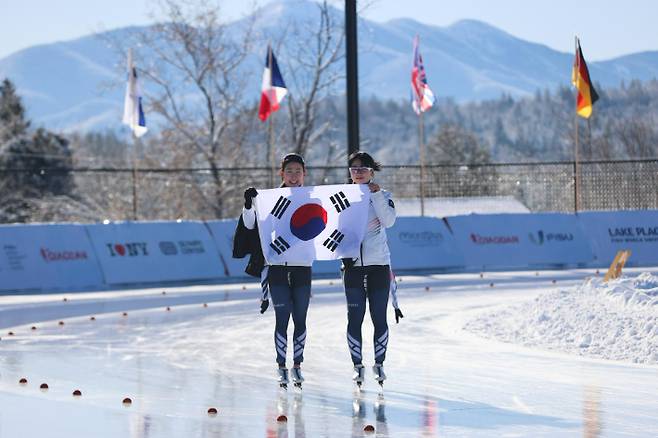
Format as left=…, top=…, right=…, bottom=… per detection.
left=347, top=151, right=382, bottom=183
left=348, top=151, right=382, bottom=171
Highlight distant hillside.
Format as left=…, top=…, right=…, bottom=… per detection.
left=1, top=0, right=658, bottom=132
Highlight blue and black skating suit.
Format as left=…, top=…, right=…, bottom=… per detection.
left=242, top=206, right=311, bottom=367
left=343, top=188, right=396, bottom=365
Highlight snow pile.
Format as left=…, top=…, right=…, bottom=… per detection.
left=465, top=273, right=658, bottom=365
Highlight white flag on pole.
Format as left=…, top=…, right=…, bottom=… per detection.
left=122, top=49, right=148, bottom=137
left=254, top=184, right=371, bottom=264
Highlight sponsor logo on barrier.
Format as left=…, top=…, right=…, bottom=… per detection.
left=158, top=240, right=205, bottom=255
left=107, top=242, right=148, bottom=257
left=3, top=244, right=26, bottom=271
left=40, top=247, right=88, bottom=262
left=399, top=231, right=444, bottom=246
left=608, top=226, right=658, bottom=243
left=470, top=234, right=519, bottom=245
left=528, top=231, right=574, bottom=245
left=178, top=240, right=205, bottom=254
left=529, top=231, right=544, bottom=245
left=159, top=241, right=178, bottom=255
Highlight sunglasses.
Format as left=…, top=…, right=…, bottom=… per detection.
left=349, top=167, right=373, bottom=174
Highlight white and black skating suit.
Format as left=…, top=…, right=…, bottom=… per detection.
left=342, top=189, right=396, bottom=365
left=242, top=206, right=312, bottom=367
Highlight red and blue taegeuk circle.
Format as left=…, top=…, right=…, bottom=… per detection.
left=290, top=203, right=328, bottom=241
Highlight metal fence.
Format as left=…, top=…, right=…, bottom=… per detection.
left=1, top=159, right=657, bottom=222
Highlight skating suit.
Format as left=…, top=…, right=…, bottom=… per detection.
left=242, top=206, right=312, bottom=366
left=342, top=189, right=396, bottom=365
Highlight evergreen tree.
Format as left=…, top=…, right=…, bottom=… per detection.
left=0, top=78, right=29, bottom=143
left=0, top=82, right=75, bottom=223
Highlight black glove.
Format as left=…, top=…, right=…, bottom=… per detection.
left=244, top=187, right=258, bottom=209
left=395, top=308, right=404, bottom=324
left=260, top=299, right=269, bottom=314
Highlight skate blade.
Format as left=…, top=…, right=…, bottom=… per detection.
left=279, top=383, right=288, bottom=390
left=293, top=382, right=303, bottom=390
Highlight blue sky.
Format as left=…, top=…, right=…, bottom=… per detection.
left=1, top=0, right=656, bottom=60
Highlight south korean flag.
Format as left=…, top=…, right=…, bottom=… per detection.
left=254, top=184, right=371, bottom=264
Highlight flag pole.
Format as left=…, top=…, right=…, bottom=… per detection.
left=267, top=43, right=276, bottom=187
left=574, top=36, right=580, bottom=213
left=269, top=115, right=275, bottom=187
left=419, top=111, right=426, bottom=216
left=128, top=48, right=139, bottom=221
left=131, top=132, right=139, bottom=221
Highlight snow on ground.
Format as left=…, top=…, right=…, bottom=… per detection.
left=465, top=272, right=658, bottom=365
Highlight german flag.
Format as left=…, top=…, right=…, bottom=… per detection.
left=571, top=38, right=599, bottom=118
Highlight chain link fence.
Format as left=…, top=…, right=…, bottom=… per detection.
left=1, top=159, right=657, bottom=222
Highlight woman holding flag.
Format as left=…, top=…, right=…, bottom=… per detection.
left=342, top=151, right=403, bottom=388
left=237, top=153, right=312, bottom=389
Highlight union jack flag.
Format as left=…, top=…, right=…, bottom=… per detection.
left=411, top=35, right=435, bottom=115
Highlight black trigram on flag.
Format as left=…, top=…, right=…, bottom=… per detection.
left=330, top=191, right=350, bottom=213
left=270, top=236, right=291, bottom=255
left=270, top=196, right=291, bottom=219
left=323, top=229, right=345, bottom=252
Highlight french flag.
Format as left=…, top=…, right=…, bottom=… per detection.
left=411, top=35, right=435, bottom=115
left=258, top=44, right=287, bottom=122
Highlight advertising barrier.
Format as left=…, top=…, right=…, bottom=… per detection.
left=445, top=213, right=594, bottom=270
left=2, top=210, right=656, bottom=293
left=208, top=216, right=464, bottom=275
left=0, top=224, right=104, bottom=291
left=578, top=210, right=658, bottom=266
left=86, top=221, right=225, bottom=285
left=205, top=219, right=342, bottom=277
left=206, top=218, right=465, bottom=276
left=312, top=260, right=341, bottom=275
left=387, top=217, right=465, bottom=270
left=204, top=219, right=249, bottom=278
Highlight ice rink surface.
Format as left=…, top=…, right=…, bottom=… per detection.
left=1, top=269, right=657, bottom=437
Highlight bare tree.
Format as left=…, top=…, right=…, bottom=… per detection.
left=588, top=123, right=616, bottom=160
left=114, top=0, right=258, bottom=218
left=281, top=0, right=345, bottom=159
left=426, top=124, right=495, bottom=197
left=428, top=124, right=492, bottom=165
left=615, top=117, right=658, bottom=158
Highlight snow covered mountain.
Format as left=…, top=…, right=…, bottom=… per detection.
left=1, top=0, right=657, bottom=132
